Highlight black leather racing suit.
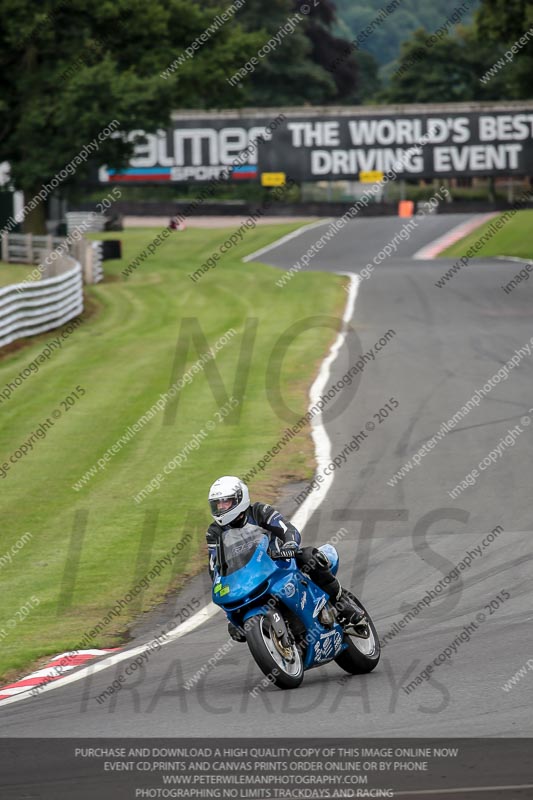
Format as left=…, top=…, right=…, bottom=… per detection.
left=206, top=502, right=341, bottom=600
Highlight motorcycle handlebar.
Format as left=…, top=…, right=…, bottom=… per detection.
left=270, top=548, right=301, bottom=560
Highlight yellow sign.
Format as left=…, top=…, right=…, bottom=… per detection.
left=261, top=172, right=286, bottom=187
left=359, top=170, right=384, bottom=183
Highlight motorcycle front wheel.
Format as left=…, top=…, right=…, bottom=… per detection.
left=246, top=614, right=304, bottom=690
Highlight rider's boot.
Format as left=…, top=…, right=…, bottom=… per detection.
left=333, top=587, right=365, bottom=628
left=298, top=547, right=366, bottom=629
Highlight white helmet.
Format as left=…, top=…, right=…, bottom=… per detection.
left=208, top=476, right=250, bottom=526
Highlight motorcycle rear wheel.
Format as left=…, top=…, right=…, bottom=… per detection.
left=246, top=614, right=304, bottom=690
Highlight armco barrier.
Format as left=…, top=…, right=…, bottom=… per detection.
left=0, top=255, right=83, bottom=348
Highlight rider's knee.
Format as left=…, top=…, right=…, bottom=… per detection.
left=298, top=546, right=330, bottom=574
left=313, top=549, right=331, bottom=570
left=296, top=547, right=314, bottom=571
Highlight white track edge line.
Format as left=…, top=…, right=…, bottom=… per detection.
left=243, top=218, right=333, bottom=262
left=496, top=255, right=533, bottom=265
left=0, top=604, right=221, bottom=708
left=0, top=270, right=359, bottom=710
left=292, top=272, right=359, bottom=531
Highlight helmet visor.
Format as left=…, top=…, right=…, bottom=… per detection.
left=209, top=487, right=242, bottom=517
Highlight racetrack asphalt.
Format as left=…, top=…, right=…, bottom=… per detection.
left=1, top=210, right=532, bottom=791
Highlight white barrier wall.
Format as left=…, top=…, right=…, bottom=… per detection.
left=0, top=256, right=83, bottom=348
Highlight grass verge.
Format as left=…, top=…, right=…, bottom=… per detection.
left=440, top=209, right=533, bottom=260
left=0, top=222, right=345, bottom=680
left=0, top=263, right=40, bottom=288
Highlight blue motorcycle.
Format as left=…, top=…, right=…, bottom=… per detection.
left=212, top=523, right=380, bottom=689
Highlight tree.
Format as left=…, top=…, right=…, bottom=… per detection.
left=381, top=0, right=532, bottom=104
left=333, top=0, right=480, bottom=67
left=475, top=0, right=533, bottom=99
left=476, top=0, right=532, bottom=42
left=0, top=0, right=364, bottom=231
left=232, top=0, right=358, bottom=105
left=383, top=25, right=513, bottom=103
left=330, top=48, right=380, bottom=104
left=0, top=0, right=264, bottom=231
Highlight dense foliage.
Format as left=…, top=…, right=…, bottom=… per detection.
left=0, top=0, right=531, bottom=231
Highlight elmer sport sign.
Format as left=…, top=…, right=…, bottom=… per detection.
left=98, top=103, right=533, bottom=184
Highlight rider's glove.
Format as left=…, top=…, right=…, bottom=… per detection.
left=276, top=541, right=299, bottom=559
left=208, top=553, right=216, bottom=579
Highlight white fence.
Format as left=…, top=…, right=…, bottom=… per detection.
left=66, top=211, right=106, bottom=233
left=1, top=232, right=103, bottom=284
left=1, top=233, right=66, bottom=265
left=0, top=255, right=83, bottom=348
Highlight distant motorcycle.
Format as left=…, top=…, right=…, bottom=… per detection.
left=212, top=523, right=380, bottom=689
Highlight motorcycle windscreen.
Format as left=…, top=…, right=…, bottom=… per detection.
left=221, top=524, right=269, bottom=575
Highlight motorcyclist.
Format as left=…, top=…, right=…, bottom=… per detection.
left=206, top=475, right=365, bottom=642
